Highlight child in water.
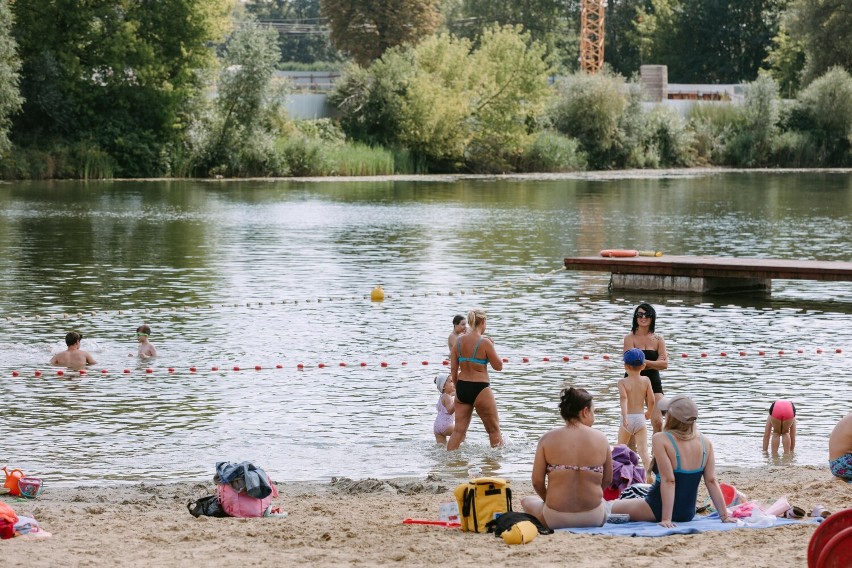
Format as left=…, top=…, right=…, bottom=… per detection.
left=434, top=373, right=455, bottom=444
left=763, top=399, right=796, bottom=454
left=618, top=348, right=655, bottom=479
left=136, top=324, right=157, bottom=358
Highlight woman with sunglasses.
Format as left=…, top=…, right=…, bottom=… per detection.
left=624, top=303, right=668, bottom=433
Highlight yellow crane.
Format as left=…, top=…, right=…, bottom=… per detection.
left=580, top=0, right=607, bottom=73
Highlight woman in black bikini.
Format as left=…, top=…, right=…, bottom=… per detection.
left=446, top=307, right=503, bottom=450
left=623, top=303, right=668, bottom=433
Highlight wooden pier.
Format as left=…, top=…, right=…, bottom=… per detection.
left=563, top=255, right=852, bottom=294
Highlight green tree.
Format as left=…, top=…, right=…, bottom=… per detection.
left=766, top=14, right=806, bottom=97
left=320, top=0, right=442, bottom=66
left=444, top=0, right=579, bottom=73
left=636, top=0, right=787, bottom=83
left=605, top=0, right=652, bottom=77
left=244, top=0, right=340, bottom=63
left=0, top=0, right=22, bottom=156
left=11, top=0, right=232, bottom=177
left=793, top=67, right=852, bottom=165
left=189, top=14, right=287, bottom=176
left=787, top=0, right=852, bottom=86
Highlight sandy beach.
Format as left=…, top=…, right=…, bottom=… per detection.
left=2, top=465, right=848, bottom=567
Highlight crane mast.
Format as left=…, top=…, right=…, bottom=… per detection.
left=580, top=0, right=606, bottom=73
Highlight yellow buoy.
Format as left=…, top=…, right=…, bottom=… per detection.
left=370, top=285, right=385, bottom=302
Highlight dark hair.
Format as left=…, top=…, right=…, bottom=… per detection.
left=452, top=315, right=465, bottom=326
left=136, top=324, right=152, bottom=335
left=559, top=387, right=593, bottom=422
left=65, top=331, right=83, bottom=346
left=631, top=303, right=657, bottom=334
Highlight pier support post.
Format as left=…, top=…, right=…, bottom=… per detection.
left=611, top=274, right=771, bottom=294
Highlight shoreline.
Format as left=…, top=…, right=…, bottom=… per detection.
left=3, top=465, right=847, bottom=567
left=6, top=166, right=852, bottom=184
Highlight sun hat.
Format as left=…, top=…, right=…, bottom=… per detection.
left=436, top=373, right=450, bottom=393
left=623, top=348, right=646, bottom=367
left=657, top=395, right=698, bottom=423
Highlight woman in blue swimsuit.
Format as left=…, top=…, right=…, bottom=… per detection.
left=610, top=395, right=735, bottom=527
left=446, top=307, right=503, bottom=450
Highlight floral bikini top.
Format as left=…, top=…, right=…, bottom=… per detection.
left=546, top=463, right=604, bottom=474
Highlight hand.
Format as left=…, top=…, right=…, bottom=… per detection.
left=658, top=520, right=676, bottom=528
left=720, top=515, right=736, bottom=524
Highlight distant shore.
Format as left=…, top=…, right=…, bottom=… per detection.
left=2, top=464, right=846, bottom=567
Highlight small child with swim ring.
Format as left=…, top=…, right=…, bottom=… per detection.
left=762, top=399, right=796, bottom=454
left=617, top=348, right=655, bottom=480
left=434, top=373, right=455, bottom=444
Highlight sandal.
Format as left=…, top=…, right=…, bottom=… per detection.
left=811, top=505, right=832, bottom=519
left=785, top=506, right=806, bottom=519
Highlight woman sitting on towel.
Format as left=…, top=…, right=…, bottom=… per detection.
left=611, top=395, right=735, bottom=527
left=521, top=387, right=613, bottom=529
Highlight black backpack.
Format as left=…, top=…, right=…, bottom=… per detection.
left=485, top=512, right=553, bottom=536
left=187, top=495, right=229, bottom=518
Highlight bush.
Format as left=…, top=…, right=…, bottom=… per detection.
left=519, top=131, right=586, bottom=172
left=723, top=75, right=780, bottom=167
left=279, top=136, right=332, bottom=176
left=770, top=130, right=819, bottom=167
left=549, top=72, right=630, bottom=169
left=793, top=66, right=852, bottom=165
left=641, top=107, right=696, bottom=167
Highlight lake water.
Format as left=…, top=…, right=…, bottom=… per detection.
left=1, top=172, right=850, bottom=485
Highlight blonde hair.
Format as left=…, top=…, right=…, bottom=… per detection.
left=467, top=307, right=487, bottom=330
left=664, top=414, right=698, bottom=441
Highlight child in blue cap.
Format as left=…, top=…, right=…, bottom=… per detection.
left=618, top=348, right=655, bottom=481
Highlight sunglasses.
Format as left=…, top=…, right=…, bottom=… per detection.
left=636, top=312, right=653, bottom=319
left=136, top=333, right=149, bottom=337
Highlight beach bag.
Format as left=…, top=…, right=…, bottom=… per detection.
left=187, top=495, right=229, bottom=518
left=217, top=478, right=279, bottom=518
left=454, top=477, right=512, bottom=533
left=486, top=511, right=552, bottom=537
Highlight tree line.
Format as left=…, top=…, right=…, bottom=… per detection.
left=0, top=1, right=850, bottom=178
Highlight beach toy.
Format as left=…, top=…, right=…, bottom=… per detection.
left=370, top=285, right=385, bottom=302
left=17, top=477, right=43, bottom=498
left=402, top=518, right=460, bottom=528
left=2, top=466, right=24, bottom=496
left=817, top=526, right=852, bottom=568
left=501, top=520, right=538, bottom=544
left=720, top=483, right=746, bottom=506
left=809, top=509, right=852, bottom=568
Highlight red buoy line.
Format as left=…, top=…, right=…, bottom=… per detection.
left=0, top=267, right=570, bottom=325
left=5, top=347, right=845, bottom=378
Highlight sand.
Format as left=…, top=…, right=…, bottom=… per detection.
left=1, top=465, right=848, bottom=567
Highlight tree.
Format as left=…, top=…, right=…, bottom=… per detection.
left=0, top=0, right=22, bottom=156
left=444, top=0, right=580, bottom=73
left=319, top=0, right=441, bottom=66
left=11, top=0, right=232, bottom=176
left=787, top=0, right=852, bottom=86
left=635, top=0, right=787, bottom=83
left=604, top=0, right=652, bottom=77
left=243, top=0, right=340, bottom=63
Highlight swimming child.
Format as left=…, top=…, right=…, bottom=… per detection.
left=762, top=399, right=796, bottom=454
left=618, top=348, right=655, bottom=479
left=136, top=324, right=157, bottom=358
left=434, top=373, right=455, bottom=444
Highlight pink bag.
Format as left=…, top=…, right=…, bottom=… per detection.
left=217, top=478, right=278, bottom=518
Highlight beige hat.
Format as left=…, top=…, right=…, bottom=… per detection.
left=657, top=395, right=698, bottom=423
left=436, top=373, right=450, bottom=393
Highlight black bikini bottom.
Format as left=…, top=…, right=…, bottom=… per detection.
left=456, top=380, right=490, bottom=405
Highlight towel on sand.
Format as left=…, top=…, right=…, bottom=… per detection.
left=557, top=513, right=818, bottom=537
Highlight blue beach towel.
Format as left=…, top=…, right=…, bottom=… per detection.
left=557, top=513, right=819, bottom=537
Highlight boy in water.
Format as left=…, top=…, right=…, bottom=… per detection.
left=50, top=331, right=97, bottom=370
left=762, top=399, right=796, bottom=454
left=617, top=348, right=655, bottom=479
left=136, top=324, right=157, bottom=358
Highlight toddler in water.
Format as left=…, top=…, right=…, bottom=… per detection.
left=434, top=373, right=455, bottom=444
left=617, top=348, right=655, bottom=479
left=762, top=399, right=796, bottom=453
left=136, top=324, right=157, bottom=358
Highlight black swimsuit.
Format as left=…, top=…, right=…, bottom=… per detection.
left=624, top=349, right=663, bottom=394
left=455, top=380, right=490, bottom=405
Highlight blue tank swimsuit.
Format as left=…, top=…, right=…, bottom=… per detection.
left=455, top=338, right=490, bottom=405
left=644, top=433, right=707, bottom=522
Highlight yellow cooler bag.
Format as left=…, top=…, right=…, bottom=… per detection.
left=454, top=477, right=513, bottom=533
